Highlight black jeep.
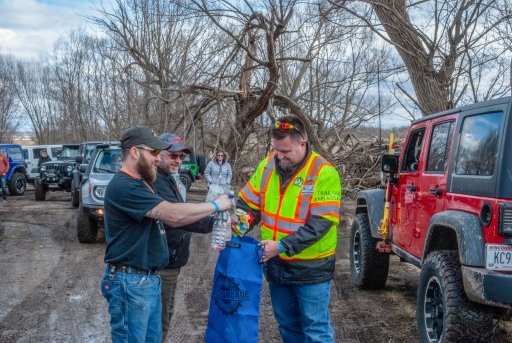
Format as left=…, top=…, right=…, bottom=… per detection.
left=34, top=144, right=80, bottom=201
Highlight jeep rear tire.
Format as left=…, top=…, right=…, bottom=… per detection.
left=349, top=213, right=389, bottom=289
left=34, top=181, right=46, bottom=201
left=8, top=172, right=26, bottom=196
left=76, top=204, right=98, bottom=243
left=180, top=173, right=193, bottom=191
left=417, top=250, right=493, bottom=343
left=71, top=188, right=79, bottom=208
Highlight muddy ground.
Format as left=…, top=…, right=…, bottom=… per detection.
left=0, top=181, right=510, bottom=343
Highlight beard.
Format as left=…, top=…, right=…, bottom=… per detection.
left=279, top=160, right=292, bottom=170
left=277, top=158, right=294, bottom=174
left=158, top=159, right=179, bottom=175
left=137, top=152, right=157, bottom=183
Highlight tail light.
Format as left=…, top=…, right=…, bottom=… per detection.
left=499, top=203, right=512, bottom=236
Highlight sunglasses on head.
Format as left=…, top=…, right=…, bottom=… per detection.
left=135, top=146, right=161, bottom=157
left=274, top=120, right=305, bottom=139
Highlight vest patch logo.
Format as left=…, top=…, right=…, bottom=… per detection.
left=293, top=177, right=304, bottom=186
left=212, top=273, right=249, bottom=316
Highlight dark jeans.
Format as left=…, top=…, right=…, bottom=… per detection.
left=160, top=267, right=181, bottom=343
left=0, top=175, right=6, bottom=200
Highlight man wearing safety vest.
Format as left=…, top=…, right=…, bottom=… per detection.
left=236, top=114, right=342, bottom=343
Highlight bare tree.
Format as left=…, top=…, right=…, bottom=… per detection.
left=11, top=60, right=60, bottom=144
left=91, top=0, right=219, bottom=132
left=0, top=54, right=20, bottom=142
left=333, top=0, right=512, bottom=115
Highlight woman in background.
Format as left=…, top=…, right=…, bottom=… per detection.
left=204, top=149, right=232, bottom=199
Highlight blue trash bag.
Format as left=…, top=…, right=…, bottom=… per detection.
left=205, top=235, right=263, bottom=343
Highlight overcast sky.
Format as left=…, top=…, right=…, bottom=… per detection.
left=0, top=0, right=103, bottom=59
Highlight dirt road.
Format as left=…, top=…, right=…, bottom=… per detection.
left=0, top=183, right=510, bottom=343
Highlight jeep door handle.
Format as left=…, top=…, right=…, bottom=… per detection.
left=406, top=184, right=416, bottom=192
left=429, top=188, right=442, bottom=196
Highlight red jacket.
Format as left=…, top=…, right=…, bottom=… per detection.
left=0, top=152, right=9, bottom=175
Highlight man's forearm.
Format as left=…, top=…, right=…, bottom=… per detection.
left=173, top=215, right=214, bottom=233
left=148, top=201, right=217, bottom=228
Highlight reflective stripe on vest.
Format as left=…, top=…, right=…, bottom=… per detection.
left=239, top=180, right=260, bottom=210
left=259, top=152, right=338, bottom=260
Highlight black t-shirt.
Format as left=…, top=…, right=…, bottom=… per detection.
left=103, top=171, right=169, bottom=270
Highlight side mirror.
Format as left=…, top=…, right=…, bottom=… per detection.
left=75, top=155, right=83, bottom=164
left=382, top=154, right=399, bottom=174
left=79, top=164, right=88, bottom=173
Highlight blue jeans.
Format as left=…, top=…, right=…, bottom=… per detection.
left=0, top=175, right=6, bottom=200
left=101, top=267, right=162, bottom=343
left=269, top=280, right=334, bottom=343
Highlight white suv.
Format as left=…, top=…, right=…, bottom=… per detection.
left=22, top=145, right=63, bottom=182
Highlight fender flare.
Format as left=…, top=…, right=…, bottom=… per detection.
left=424, top=210, right=485, bottom=266
left=355, top=189, right=385, bottom=239
left=8, top=166, right=27, bottom=180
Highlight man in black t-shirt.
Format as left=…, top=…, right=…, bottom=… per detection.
left=101, top=126, right=231, bottom=343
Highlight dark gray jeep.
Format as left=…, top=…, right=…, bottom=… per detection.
left=34, top=144, right=80, bottom=201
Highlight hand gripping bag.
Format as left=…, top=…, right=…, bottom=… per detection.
left=205, top=236, right=263, bottom=343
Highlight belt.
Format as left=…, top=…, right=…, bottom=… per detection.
left=107, top=263, right=159, bottom=276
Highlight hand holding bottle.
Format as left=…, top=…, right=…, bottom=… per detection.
left=212, top=194, right=232, bottom=212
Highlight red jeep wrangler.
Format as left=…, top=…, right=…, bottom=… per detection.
left=351, top=96, right=512, bottom=342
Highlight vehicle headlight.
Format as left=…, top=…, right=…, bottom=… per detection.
left=93, top=185, right=107, bottom=200
left=40, top=165, right=46, bottom=172
left=66, top=165, right=73, bottom=172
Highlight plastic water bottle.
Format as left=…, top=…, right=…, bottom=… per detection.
left=211, top=190, right=236, bottom=250
left=211, top=211, right=229, bottom=250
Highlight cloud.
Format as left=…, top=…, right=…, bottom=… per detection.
left=0, top=0, right=99, bottom=59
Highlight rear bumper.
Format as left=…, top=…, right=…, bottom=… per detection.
left=462, top=266, right=512, bottom=309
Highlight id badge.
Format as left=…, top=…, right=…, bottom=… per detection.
left=301, top=185, right=314, bottom=194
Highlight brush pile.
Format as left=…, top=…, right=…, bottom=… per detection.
left=331, top=133, right=403, bottom=197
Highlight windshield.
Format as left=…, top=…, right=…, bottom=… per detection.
left=85, top=144, right=98, bottom=163
left=93, top=148, right=122, bottom=174
left=182, top=151, right=195, bottom=164
left=58, top=146, right=79, bottom=160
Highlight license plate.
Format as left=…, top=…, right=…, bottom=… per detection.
left=486, top=244, right=512, bottom=271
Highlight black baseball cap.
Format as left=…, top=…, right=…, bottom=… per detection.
left=120, top=126, right=171, bottom=150
left=159, top=133, right=193, bottom=154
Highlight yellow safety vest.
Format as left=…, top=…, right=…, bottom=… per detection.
left=239, top=151, right=342, bottom=260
